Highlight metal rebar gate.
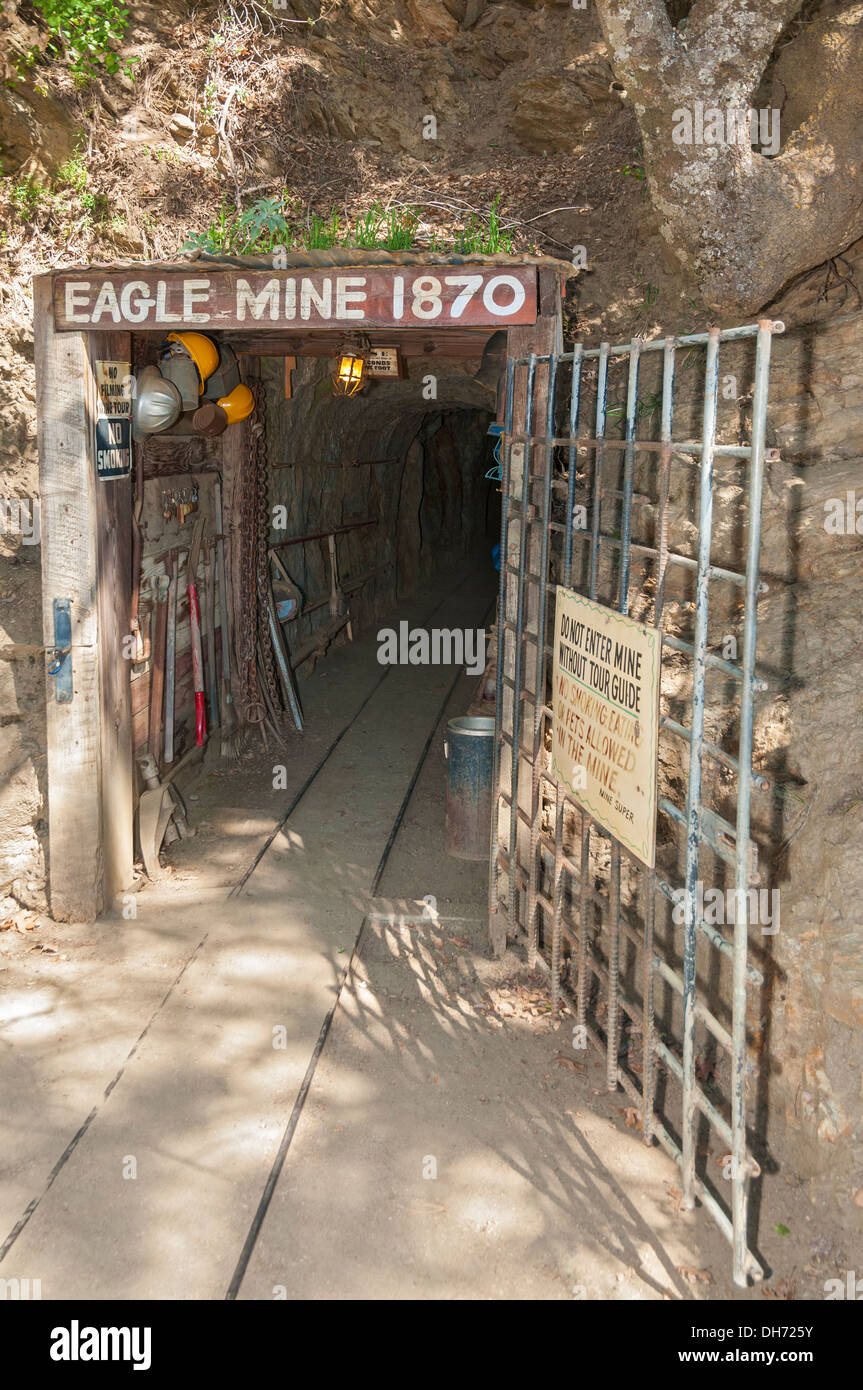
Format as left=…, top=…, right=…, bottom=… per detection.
left=489, top=318, right=784, bottom=1287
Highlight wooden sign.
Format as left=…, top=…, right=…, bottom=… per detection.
left=94, top=416, right=131, bottom=479
left=95, top=359, right=132, bottom=417
left=53, top=267, right=538, bottom=332
left=551, top=589, right=661, bottom=867
left=94, top=359, right=132, bottom=478
left=365, top=346, right=401, bottom=376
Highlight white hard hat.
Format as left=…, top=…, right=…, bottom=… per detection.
left=132, top=365, right=183, bottom=439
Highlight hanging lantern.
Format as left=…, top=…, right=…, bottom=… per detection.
left=332, top=337, right=369, bottom=396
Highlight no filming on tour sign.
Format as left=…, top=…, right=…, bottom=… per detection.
left=552, top=589, right=661, bottom=867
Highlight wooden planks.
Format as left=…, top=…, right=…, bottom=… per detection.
left=223, top=329, right=495, bottom=358
left=52, top=266, right=538, bottom=332
left=34, top=275, right=103, bottom=921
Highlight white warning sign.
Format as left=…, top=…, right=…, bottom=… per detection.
left=552, top=588, right=661, bottom=867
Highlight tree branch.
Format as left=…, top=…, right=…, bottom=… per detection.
left=684, top=0, right=806, bottom=100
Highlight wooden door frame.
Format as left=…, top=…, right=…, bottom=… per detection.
left=34, top=274, right=133, bottom=921
left=34, top=264, right=564, bottom=923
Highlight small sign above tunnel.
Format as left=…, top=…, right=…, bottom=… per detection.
left=52, top=265, right=538, bottom=332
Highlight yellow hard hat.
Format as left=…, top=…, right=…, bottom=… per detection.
left=217, top=383, right=255, bottom=424
left=166, top=332, right=219, bottom=390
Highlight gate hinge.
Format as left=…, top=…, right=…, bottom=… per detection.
left=51, top=598, right=73, bottom=702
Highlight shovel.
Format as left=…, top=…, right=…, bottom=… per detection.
left=164, top=549, right=179, bottom=765
left=148, top=572, right=170, bottom=764
left=136, top=748, right=196, bottom=882
left=203, top=542, right=219, bottom=730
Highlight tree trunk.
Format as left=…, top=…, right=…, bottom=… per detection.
left=594, top=0, right=863, bottom=313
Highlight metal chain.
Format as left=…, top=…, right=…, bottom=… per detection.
left=238, top=395, right=265, bottom=725
left=249, top=379, right=283, bottom=724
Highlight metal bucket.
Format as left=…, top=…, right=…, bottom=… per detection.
left=444, top=715, right=495, bottom=861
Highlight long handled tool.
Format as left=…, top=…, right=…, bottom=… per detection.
left=203, top=542, right=219, bottom=729
left=266, top=579, right=303, bottom=733
left=164, top=549, right=178, bottom=765
left=327, top=531, right=352, bottom=640
left=187, top=514, right=207, bottom=747
left=147, top=572, right=170, bottom=764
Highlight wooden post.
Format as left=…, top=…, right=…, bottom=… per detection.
left=34, top=278, right=134, bottom=920
left=91, top=333, right=134, bottom=907
left=34, top=276, right=102, bottom=921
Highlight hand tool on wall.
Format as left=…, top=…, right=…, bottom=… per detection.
left=164, top=549, right=179, bottom=765
left=269, top=550, right=303, bottom=622
left=266, top=578, right=303, bottom=733
left=327, top=531, right=353, bottom=640
left=186, top=514, right=207, bottom=747
left=148, top=572, right=170, bottom=764
left=203, top=542, right=219, bottom=729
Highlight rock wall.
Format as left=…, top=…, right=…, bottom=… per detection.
left=262, top=353, right=495, bottom=660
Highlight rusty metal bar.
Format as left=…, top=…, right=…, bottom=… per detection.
left=269, top=519, right=376, bottom=549
left=730, top=318, right=776, bottom=1285
left=489, top=356, right=517, bottom=929
left=527, top=354, right=558, bottom=966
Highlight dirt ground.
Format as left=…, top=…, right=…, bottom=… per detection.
left=1, top=567, right=852, bottom=1301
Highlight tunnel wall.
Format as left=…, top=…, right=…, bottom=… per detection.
left=261, top=354, right=495, bottom=663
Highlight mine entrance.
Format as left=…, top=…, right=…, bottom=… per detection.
left=34, top=253, right=567, bottom=923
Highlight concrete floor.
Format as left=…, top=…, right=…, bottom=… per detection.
left=0, top=561, right=822, bottom=1300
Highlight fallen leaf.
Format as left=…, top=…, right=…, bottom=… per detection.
left=762, top=1278, right=795, bottom=1300
left=679, top=1265, right=713, bottom=1285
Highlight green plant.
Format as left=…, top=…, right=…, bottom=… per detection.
left=453, top=194, right=514, bottom=255
left=352, top=202, right=384, bottom=248
left=55, top=154, right=88, bottom=192
left=183, top=200, right=238, bottom=255
left=236, top=196, right=291, bottom=253
left=33, top=0, right=133, bottom=77
left=382, top=204, right=419, bottom=250
left=11, top=177, right=49, bottom=222
left=79, top=188, right=108, bottom=223
left=202, top=81, right=218, bottom=122
left=303, top=208, right=342, bottom=249
left=183, top=194, right=293, bottom=256
left=606, top=390, right=663, bottom=431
